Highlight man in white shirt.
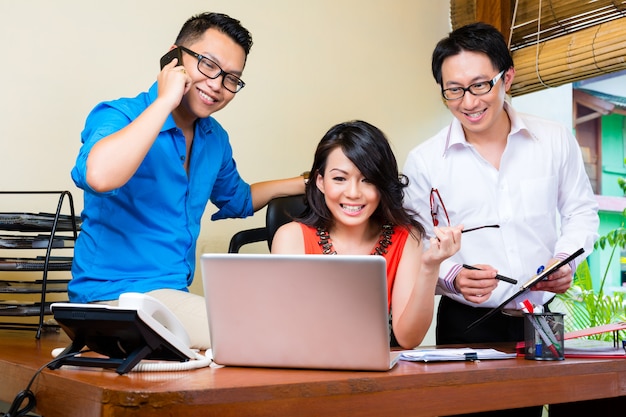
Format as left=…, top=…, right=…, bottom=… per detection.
left=403, top=22, right=598, bottom=417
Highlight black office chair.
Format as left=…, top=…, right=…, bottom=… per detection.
left=228, top=194, right=307, bottom=253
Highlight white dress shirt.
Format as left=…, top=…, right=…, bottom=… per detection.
left=403, top=102, right=599, bottom=309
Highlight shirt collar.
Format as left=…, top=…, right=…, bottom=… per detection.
left=505, top=101, right=536, bottom=141
left=148, top=81, right=216, bottom=135
left=442, top=100, right=535, bottom=156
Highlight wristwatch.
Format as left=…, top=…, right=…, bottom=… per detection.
left=301, top=171, right=310, bottom=185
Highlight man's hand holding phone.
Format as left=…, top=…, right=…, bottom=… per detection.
left=160, top=47, right=183, bottom=69
left=157, top=49, right=191, bottom=110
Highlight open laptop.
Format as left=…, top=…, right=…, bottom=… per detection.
left=200, top=253, right=399, bottom=371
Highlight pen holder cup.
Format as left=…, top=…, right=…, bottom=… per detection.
left=523, top=313, right=565, bottom=361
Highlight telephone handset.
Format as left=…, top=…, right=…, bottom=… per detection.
left=49, top=292, right=210, bottom=374
left=160, top=47, right=183, bottom=69
left=118, top=292, right=191, bottom=347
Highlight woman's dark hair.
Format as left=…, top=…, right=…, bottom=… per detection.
left=175, top=12, right=253, bottom=57
left=431, top=22, right=513, bottom=85
left=299, top=120, right=424, bottom=238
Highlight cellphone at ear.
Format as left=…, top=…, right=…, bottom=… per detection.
left=160, top=48, right=182, bottom=69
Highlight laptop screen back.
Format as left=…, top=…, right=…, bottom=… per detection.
left=201, top=254, right=396, bottom=371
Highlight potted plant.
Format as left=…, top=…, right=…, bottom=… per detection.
left=554, top=178, right=626, bottom=340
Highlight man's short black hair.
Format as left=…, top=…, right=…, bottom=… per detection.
left=175, top=12, right=253, bottom=57
left=431, top=22, right=514, bottom=85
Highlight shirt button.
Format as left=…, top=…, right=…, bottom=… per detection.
left=180, top=156, right=185, bottom=161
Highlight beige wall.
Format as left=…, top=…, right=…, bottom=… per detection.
left=0, top=1, right=452, bottom=303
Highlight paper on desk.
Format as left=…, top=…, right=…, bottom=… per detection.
left=564, top=339, right=626, bottom=357
left=400, top=348, right=516, bottom=362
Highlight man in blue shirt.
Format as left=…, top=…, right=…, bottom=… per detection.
left=69, top=12, right=304, bottom=348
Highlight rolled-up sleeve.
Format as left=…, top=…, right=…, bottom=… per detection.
left=71, top=103, right=133, bottom=196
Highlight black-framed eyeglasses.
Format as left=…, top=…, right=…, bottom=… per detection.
left=177, top=45, right=246, bottom=93
left=441, top=70, right=505, bottom=101
left=430, top=188, right=499, bottom=233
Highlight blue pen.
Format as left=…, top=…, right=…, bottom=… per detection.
left=537, top=265, right=545, bottom=274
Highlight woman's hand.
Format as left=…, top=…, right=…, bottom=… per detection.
left=422, top=225, right=463, bottom=266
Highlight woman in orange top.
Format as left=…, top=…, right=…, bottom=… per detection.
left=272, top=120, right=463, bottom=349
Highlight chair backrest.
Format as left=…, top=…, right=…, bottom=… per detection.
left=228, top=194, right=306, bottom=253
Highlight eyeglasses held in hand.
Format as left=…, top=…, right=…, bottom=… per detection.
left=177, top=45, right=246, bottom=93
left=430, top=188, right=499, bottom=233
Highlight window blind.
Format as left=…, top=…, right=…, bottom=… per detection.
left=512, top=16, right=626, bottom=95
left=450, top=0, right=626, bottom=96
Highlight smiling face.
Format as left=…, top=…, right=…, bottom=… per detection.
left=441, top=50, right=514, bottom=143
left=174, top=28, right=246, bottom=122
left=316, top=147, right=381, bottom=228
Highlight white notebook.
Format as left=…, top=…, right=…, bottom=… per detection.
left=201, top=253, right=398, bottom=371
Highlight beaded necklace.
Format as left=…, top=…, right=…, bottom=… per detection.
left=316, top=224, right=394, bottom=255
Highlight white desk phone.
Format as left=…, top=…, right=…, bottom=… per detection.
left=49, top=293, right=211, bottom=374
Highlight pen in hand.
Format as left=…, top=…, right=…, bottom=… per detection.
left=462, top=264, right=518, bottom=284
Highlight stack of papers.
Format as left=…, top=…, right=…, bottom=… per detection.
left=400, top=348, right=516, bottom=362
left=564, top=339, right=626, bottom=357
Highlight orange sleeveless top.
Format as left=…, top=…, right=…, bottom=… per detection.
left=299, top=223, right=409, bottom=311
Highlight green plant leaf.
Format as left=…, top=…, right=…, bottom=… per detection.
left=555, top=177, right=626, bottom=340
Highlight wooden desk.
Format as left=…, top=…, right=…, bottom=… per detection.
left=1, top=330, right=625, bottom=417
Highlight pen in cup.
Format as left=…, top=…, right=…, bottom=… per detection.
left=461, top=264, right=518, bottom=284
left=520, top=301, right=561, bottom=357
left=522, top=301, right=561, bottom=349
left=526, top=314, right=560, bottom=357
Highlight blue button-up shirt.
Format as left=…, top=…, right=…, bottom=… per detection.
left=69, top=82, right=253, bottom=303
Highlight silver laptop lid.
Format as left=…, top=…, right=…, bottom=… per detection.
left=201, top=254, right=395, bottom=371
